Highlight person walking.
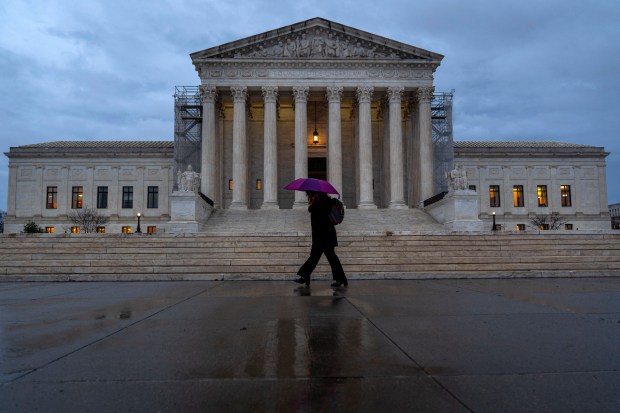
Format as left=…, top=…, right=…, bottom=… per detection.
left=294, top=190, right=348, bottom=287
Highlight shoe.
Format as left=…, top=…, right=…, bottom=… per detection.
left=294, top=277, right=310, bottom=287
left=330, top=280, right=348, bottom=287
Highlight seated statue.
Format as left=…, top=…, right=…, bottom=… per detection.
left=446, top=165, right=468, bottom=191
left=177, top=165, right=201, bottom=193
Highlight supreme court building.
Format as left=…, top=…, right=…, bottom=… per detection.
left=3, top=18, right=612, bottom=233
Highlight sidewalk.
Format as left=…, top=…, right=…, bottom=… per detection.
left=1, top=278, right=619, bottom=412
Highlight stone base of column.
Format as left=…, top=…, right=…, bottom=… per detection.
left=357, top=201, right=377, bottom=210
left=388, top=201, right=408, bottom=209
left=229, top=201, right=248, bottom=210
left=260, top=201, right=280, bottom=210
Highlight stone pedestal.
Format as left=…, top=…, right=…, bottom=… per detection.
left=169, top=191, right=213, bottom=233
left=425, top=190, right=484, bottom=232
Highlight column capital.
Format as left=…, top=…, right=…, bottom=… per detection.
left=416, top=86, right=435, bottom=103
left=200, top=85, right=217, bottom=103
left=326, top=86, right=343, bottom=103
left=387, top=86, right=404, bottom=103
left=231, top=86, right=248, bottom=103
left=261, top=86, right=278, bottom=103
left=292, top=86, right=309, bottom=103
left=356, top=86, right=374, bottom=103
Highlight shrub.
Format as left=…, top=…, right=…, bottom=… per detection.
left=23, top=221, right=44, bottom=233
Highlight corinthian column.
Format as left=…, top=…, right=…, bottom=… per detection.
left=326, top=86, right=343, bottom=197
left=200, top=85, right=217, bottom=203
left=356, top=86, right=377, bottom=209
left=292, top=86, right=309, bottom=209
left=261, top=86, right=279, bottom=209
left=417, top=86, right=435, bottom=204
left=387, top=86, right=407, bottom=208
left=230, top=86, right=248, bottom=209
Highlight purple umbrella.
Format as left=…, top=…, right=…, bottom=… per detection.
left=284, top=178, right=340, bottom=195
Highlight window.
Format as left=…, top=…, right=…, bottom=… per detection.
left=122, top=186, right=133, bottom=209
left=537, top=185, right=548, bottom=207
left=489, top=185, right=500, bottom=207
left=46, top=186, right=58, bottom=209
left=561, top=185, right=572, bottom=207
left=540, top=223, right=549, bottom=230
left=256, top=179, right=262, bottom=190
left=45, top=227, right=55, bottom=234
left=228, top=179, right=233, bottom=191
left=147, top=186, right=159, bottom=209
left=147, top=226, right=157, bottom=234
left=71, top=226, right=80, bottom=234
left=565, top=223, right=573, bottom=230
left=72, top=186, right=83, bottom=209
left=122, top=226, right=132, bottom=234
left=97, top=186, right=108, bottom=209
left=468, top=185, right=476, bottom=192
left=516, top=224, right=525, bottom=231
left=513, top=185, right=524, bottom=207
left=97, top=226, right=106, bottom=233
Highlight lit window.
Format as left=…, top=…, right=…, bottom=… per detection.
left=71, top=226, right=80, bottom=234
left=46, top=187, right=58, bottom=209
left=147, top=186, right=159, bottom=209
left=122, top=186, right=133, bottom=209
left=537, top=185, right=548, bottom=207
left=540, top=223, right=549, bottom=230
left=489, top=185, right=500, bottom=207
left=256, top=179, right=262, bottom=190
left=97, top=226, right=106, bottom=233
left=516, top=224, right=525, bottom=231
left=45, top=227, right=55, bottom=234
left=122, top=226, right=132, bottom=234
left=147, top=226, right=157, bottom=234
left=513, top=185, right=524, bottom=207
left=228, top=179, right=233, bottom=191
left=72, top=186, right=83, bottom=209
left=561, top=185, right=572, bottom=207
left=565, top=223, right=573, bottom=230
left=97, top=186, right=108, bottom=209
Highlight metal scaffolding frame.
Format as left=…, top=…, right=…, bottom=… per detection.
left=432, top=91, right=454, bottom=194
left=173, top=86, right=202, bottom=189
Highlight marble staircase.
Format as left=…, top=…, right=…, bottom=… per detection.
left=1, top=230, right=619, bottom=281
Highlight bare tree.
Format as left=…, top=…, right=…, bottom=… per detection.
left=67, top=207, right=109, bottom=233
left=529, top=212, right=566, bottom=230
left=0, top=210, right=5, bottom=233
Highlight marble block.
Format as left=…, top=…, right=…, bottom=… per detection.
left=169, top=191, right=212, bottom=233
left=425, top=190, right=484, bottom=232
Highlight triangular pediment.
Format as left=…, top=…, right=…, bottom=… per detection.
left=191, top=17, right=443, bottom=62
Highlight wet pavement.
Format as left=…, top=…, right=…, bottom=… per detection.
left=1, top=278, right=620, bottom=412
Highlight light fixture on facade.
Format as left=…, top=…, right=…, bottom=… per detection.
left=312, top=102, right=319, bottom=144
left=136, top=212, right=142, bottom=234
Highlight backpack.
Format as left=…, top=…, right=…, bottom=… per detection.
left=328, top=198, right=345, bottom=225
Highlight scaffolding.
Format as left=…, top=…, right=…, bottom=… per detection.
left=432, top=91, right=454, bottom=194
left=173, top=86, right=202, bottom=189
left=173, top=86, right=454, bottom=197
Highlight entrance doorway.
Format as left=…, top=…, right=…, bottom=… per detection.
left=308, top=157, right=327, bottom=181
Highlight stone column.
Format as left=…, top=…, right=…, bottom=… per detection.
left=200, top=85, right=217, bottom=201
left=356, top=86, right=377, bottom=209
left=417, top=87, right=435, bottom=204
left=293, top=86, right=309, bottom=209
left=261, top=86, right=279, bottom=209
left=230, top=86, right=248, bottom=209
left=388, top=86, right=407, bottom=208
left=326, top=86, right=343, bottom=197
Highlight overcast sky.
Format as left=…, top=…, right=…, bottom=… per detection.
left=1, top=0, right=619, bottom=212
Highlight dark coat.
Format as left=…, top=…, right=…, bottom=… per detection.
left=309, top=194, right=337, bottom=248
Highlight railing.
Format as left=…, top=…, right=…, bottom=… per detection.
left=423, top=191, right=448, bottom=207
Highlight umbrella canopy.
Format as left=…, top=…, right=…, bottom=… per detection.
left=284, top=178, right=339, bottom=195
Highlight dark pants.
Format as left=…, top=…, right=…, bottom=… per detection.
left=298, top=245, right=346, bottom=281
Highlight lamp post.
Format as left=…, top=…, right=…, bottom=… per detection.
left=136, top=212, right=142, bottom=234
left=492, top=211, right=497, bottom=231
